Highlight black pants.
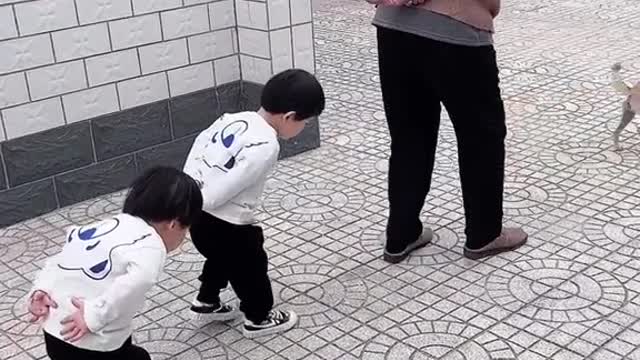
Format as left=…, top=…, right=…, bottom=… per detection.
left=377, top=27, right=506, bottom=252
left=45, top=332, right=150, bottom=360
left=190, top=211, right=273, bottom=323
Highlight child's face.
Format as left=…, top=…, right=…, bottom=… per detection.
left=159, top=221, right=189, bottom=252
left=279, top=112, right=308, bottom=140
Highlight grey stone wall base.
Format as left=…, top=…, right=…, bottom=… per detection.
left=0, top=81, right=321, bottom=228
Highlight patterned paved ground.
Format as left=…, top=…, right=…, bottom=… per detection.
left=3, top=0, right=640, bottom=359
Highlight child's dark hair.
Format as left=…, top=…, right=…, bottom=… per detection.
left=261, top=69, right=325, bottom=121
left=123, top=166, right=202, bottom=227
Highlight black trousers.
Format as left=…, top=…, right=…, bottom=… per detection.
left=377, top=27, right=506, bottom=252
left=190, top=211, right=273, bottom=323
left=44, top=332, right=150, bottom=360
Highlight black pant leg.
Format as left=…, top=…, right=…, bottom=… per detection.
left=122, top=343, right=151, bottom=360
left=377, top=27, right=443, bottom=253
left=44, top=332, right=134, bottom=360
left=437, top=44, right=505, bottom=248
left=190, top=211, right=234, bottom=304
left=227, top=224, right=274, bottom=323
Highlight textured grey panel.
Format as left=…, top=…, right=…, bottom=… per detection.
left=0, top=151, right=6, bottom=190
left=92, top=101, right=172, bottom=161
left=170, top=82, right=241, bottom=138
left=55, top=155, right=137, bottom=207
left=239, top=81, right=262, bottom=111
left=135, top=135, right=196, bottom=173
left=278, top=116, right=321, bottom=159
left=0, top=179, right=57, bottom=227
left=2, top=122, right=94, bottom=187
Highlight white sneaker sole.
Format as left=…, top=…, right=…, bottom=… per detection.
left=242, top=311, right=299, bottom=339
left=191, top=308, right=242, bottom=322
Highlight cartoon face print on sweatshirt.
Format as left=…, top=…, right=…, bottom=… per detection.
left=57, top=218, right=151, bottom=280
left=207, top=119, right=248, bottom=172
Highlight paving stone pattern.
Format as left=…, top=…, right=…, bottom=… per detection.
left=3, top=0, right=640, bottom=359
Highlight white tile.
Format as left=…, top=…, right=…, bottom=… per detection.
left=132, top=0, right=181, bottom=15
left=161, top=4, right=210, bottom=40
left=290, top=0, right=311, bottom=24
left=0, top=73, right=29, bottom=108
left=240, top=55, right=271, bottom=84
left=214, top=55, right=240, bottom=85
left=267, top=0, right=290, bottom=29
left=117, top=72, right=168, bottom=109
left=27, top=60, right=87, bottom=100
left=238, top=28, right=269, bottom=58
left=168, top=62, right=214, bottom=96
left=236, top=0, right=267, bottom=30
left=2, top=98, right=65, bottom=139
left=139, top=38, right=189, bottom=74
left=209, top=0, right=235, bottom=30
left=0, top=6, right=17, bottom=40
left=270, top=28, right=292, bottom=74
left=188, top=28, right=237, bottom=63
left=76, top=0, right=132, bottom=25
left=62, top=84, right=119, bottom=123
left=52, top=23, right=111, bottom=62
left=292, top=23, right=314, bottom=73
left=86, top=49, right=140, bottom=86
left=0, top=34, right=54, bottom=73
left=109, top=13, right=162, bottom=50
left=184, top=0, right=209, bottom=4
left=14, top=0, right=78, bottom=36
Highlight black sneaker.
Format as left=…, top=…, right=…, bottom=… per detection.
left=190, top=299, right=241, bottom=321
left=243, top=310, right=298, bottom=338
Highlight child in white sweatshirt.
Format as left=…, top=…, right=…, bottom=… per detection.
left=28, top=166, right=202, bottom=360
left=183, top=69, right=325, bottom=338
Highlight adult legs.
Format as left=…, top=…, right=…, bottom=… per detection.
left=377, top=27, right=443, bottom=254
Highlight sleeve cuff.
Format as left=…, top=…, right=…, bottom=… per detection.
left=83, top=299, right=107, bottom=333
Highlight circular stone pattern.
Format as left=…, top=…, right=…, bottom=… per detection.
left=487, top=259, right=626, bottom=322
left=584, top=210, right=640, bottom=252
left=165, top=239, right=205, bottom=272
left=361, top=223, right=462, bottom=265
left=0, top=227, right=50, bottom=265
left=263, top=183, right=365, bottom=222
left=362, top=320, right=516, bottom=359
left=539, top=143, right=638, bottom=175
left=271, top=264, right=367, bottom=328
left=503, top=177, right=567, bottom=216
left=134, top=327, right=227, bottom=360
left=358, top=154, right=457, bottom=178
left=0, top=284, right=42, bottom=337
left=358, top=157, right=389, bottom=178
left=63, top=191, right=125, bottom=223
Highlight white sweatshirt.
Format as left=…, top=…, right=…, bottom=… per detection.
left=31, top=214, right=166, bottom=352
left=183, top=111, right=280, bottom=225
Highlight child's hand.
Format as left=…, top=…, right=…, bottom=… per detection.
left=404, top=0, right=427, bottom=5
left=28, top=290, right=58, bottom=323
left=60, top=297, right=90, bottom=342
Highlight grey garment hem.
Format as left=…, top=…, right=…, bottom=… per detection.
left=372, top=20, right=493, bottom=47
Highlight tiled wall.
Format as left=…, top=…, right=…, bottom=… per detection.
left=0, top=0, right=318, bottom=227
left=0, top=0, right=245, bottom=140
left=235, top=0, right=315, bottom=83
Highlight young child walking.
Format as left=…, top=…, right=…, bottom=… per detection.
left=28, top=166, right=203, bottom=360
left=183, top=69, right=325, bottom=338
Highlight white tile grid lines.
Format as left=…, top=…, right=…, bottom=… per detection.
left=0, top=0, right=242, bottom=140
left=236, top=0, right=315, bottom=84
left=3, top=0, right=640, bottom=359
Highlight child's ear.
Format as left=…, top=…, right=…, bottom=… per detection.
left=168, top=219, right=180, bottom=230
left=284, top=111, right=297, bottom=121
